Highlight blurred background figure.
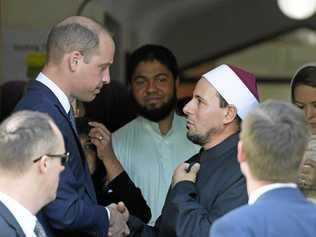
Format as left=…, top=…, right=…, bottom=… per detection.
left=0, top=81, right=27, bottom=122
left=290, top=64, right=316, bottom=201
left=76, top=117, right=151, bottom=223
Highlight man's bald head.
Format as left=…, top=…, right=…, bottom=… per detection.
left=46, top=16, right=112, bottom=64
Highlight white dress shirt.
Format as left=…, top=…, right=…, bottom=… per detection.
left=0, top=192, right=37, bottom=237
left=36, top=72, right=70, bottom=114
left=112, top=115, right=200, bottom=224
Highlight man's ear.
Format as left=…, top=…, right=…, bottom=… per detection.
left=68, top=51, right=82, bottom=72
left=237, top=140, right=247, bottom=164
left=37, top=156, right=49, bottom=174
left=223, top=105, right=237, bottom=124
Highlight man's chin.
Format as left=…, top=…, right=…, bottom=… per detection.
left=80, top=94, right=96, bottom=102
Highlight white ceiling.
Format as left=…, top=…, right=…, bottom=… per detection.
left=98, top=0, right=316, bottom=68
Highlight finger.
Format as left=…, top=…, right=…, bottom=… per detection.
left=89, top=127, right=110, bottom=138
left=89, top=121, right=110, bottom=133
left=304, top=159, right=316, bottom=168
left=190, top=163, right=200, bottom=174
left=124, top=224, right=130, bottom=236
left=89, top=130, right=110, bottom=142
left=183, top=163, right=190, bottom=172
left=300, top=166, right=312, bottom=175
left=299, top=173, right=311, bottom=180
left=117, top=202, right=126, bottom=213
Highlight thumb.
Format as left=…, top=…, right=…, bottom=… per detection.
left=190, top=163, right=200, bottom=174
left=117, top=201, right=126, bottom=213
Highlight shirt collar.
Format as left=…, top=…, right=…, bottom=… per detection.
left=248, top=183, right=297, bottom=205
left=36, top=72, right=71, bottom=113
left=200, top=133, right=239, bottom=163
left=140, top=112, right=177, bottom=136
left=0, top=192, right=37, bottom=236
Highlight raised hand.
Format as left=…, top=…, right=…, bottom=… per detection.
left=171, top=162, right=200, bottom=188
left=88, top=121, right=123, bottom=181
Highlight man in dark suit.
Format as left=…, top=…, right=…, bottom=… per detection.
left=210, top=100, right=316, bottom=237
left=15, top=16, right=129, bottom=237
left=0, top=111, right=66, bottom=237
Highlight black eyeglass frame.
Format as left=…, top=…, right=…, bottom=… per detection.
left=33, top=152, right=70, bottom=166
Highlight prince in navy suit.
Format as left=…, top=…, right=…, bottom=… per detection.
left=210, top=100, right=316, bottom=237
left=15, top=16, right=129, bottom=237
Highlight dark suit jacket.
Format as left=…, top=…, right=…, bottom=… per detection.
left=0, top=201, right=26, bottom=237
left=128, top=133, right=247, bottom=237
left=210, top=187, right=316, bottom=237
left=15, top=80, right=108, bottom=237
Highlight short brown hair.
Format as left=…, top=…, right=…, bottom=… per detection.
left=241, top=100, right=310, bottom=183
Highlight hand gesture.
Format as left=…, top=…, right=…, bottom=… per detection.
left=299, top=159, right=316, bottom=190
left=107, top=202, right=130, bottom=237
left=88, top=121, right=124, bottom=181
left=171, top=162, right=200, bottom=188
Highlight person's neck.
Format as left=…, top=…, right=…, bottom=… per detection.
left=158, top=111, right=174, bottom=135
left=246, top=178, right=271, bottom=197
left=0, top=177, right=45, bottom=215
left=202, top=125, right=238, bottom=150
left=241, top=163, right=271, bottom=197
left=42, top=64, right=73, bottom=101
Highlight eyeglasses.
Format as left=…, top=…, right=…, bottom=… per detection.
left=33, top=152, right=70, bottom=166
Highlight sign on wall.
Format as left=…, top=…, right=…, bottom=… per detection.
left=2, top=29, right=48, bottom=83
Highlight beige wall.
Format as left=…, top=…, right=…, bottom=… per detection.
left=1, top=0, right=3, bottom=111
left=1, top=0, right=105, bottom=82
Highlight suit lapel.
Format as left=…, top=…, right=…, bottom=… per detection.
left=28, top=81, right=97, bottom=201
left=0, top=201, right=26, bottom=237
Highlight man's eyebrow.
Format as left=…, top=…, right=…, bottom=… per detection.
left=295, top=100, right=316, bottom=104
left=194, top=94, right=206, bottom=102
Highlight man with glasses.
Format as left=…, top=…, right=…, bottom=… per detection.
left=0, top=110, right=66, bottom=237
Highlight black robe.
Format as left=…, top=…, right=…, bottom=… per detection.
left=128, top=133, right=248, bottom=237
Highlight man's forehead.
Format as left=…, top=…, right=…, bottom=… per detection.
left=194, top=78, right=218, bottom=97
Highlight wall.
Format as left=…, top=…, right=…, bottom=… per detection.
left=1, top=0, right=108, bottom=83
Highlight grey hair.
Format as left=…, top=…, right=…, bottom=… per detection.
left=241, top=100, right=310, bottom=182
left=0, top=111, right=59, bottom=174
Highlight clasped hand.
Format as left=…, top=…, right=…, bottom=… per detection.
left=107, top=202, right=130, bottom=237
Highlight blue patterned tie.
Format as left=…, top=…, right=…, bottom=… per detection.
left=34, top=220, right=47, bottom=237
left=68, top=105, right=78, bottom=135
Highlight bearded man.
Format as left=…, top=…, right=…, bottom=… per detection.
left=111, top=45, right=200, bottom=225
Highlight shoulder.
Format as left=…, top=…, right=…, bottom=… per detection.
left=210, top=205, right=253, bottom=237
left=113, top=117, right=142, bottom=139
left=0, top=212, right=23, bottom=237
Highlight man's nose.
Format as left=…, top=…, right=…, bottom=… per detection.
left=146, top=80, right=157, bottom=93
left=102, top=69, right=111, bottom=84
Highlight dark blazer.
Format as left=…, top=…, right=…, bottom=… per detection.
left=15, top=80, right=108, bottom=237
left=210, top=187, right=316, bottom=237
left=0, top=201, right=26, bottom=237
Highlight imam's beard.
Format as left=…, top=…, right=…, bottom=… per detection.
left=187, top=127, right=218, bottom=146
left=134, top=92, right=177, bottom=123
